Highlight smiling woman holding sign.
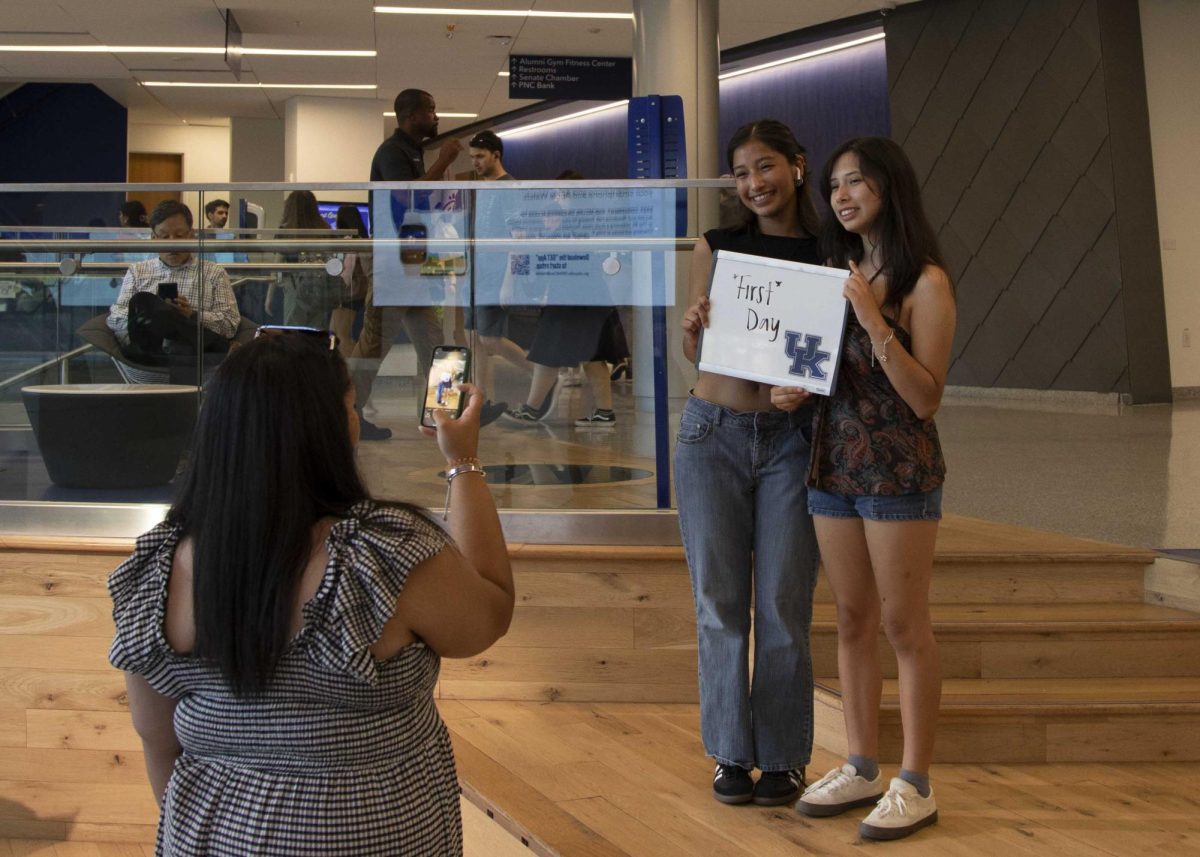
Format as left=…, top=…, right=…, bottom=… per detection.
left=677, top=120, right=822, bottom=808
left=774, top=137, right=956, bottom=841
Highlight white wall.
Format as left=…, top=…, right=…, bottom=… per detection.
left=127, top=122, right=232, bottom=220
left=284, top=96, right=386, bottom=202
left=1141, top=0, right=1200, bottom=391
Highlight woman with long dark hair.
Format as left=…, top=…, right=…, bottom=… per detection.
left=778, top=136, right=955, bottom=840
left=109, top=329, right=513, bottom=855
left=327, top=204, right=371, bottom=356
left=676, top=119, right=822, bottom=807
left=268, top=190, right=344, bottom=329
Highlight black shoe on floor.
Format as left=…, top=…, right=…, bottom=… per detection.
left=713, top=763, right=754, bottom=805
left=752, top=767, right=805, bottom=806
left=479, top=400, right=509, bottom=427
left=357, top=412, right=392, bottom=441
left=532, top=382, right=559, bottom=419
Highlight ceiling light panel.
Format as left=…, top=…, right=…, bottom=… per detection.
left=374, top=6, right=634, bottom=20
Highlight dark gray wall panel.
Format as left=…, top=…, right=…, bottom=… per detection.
left=885, top=0, right=1169, bottom=401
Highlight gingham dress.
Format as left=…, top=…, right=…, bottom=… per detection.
left=108, top=501, right=462, bottom=857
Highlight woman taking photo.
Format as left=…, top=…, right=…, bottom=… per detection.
left=777, top=136, right=955, bottom=841
left=109, top=328, right=513, bottom=855
left=677, top=119, right=822, bottom=807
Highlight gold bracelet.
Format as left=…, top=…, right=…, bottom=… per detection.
left=871, top=330, right=895, bottom=368
left=443, top=462, right=486, bottom=520
left=446, top=456, right=482, bottom=470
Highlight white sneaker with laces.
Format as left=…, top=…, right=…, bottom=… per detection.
left=858, top=777, right=938, bottom=840
left=793, top=763, right=884, bottom=817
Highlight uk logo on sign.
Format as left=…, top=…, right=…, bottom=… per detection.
left=783, top=332, right=831, bottom=380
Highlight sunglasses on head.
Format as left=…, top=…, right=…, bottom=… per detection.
left=254, top=325, right=339, bottom=351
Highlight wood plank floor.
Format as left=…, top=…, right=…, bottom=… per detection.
left=0, top=521, right=1193, bottom=854
left=444, top=700, right=1200, bottom=857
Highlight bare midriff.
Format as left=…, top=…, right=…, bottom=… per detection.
left=692, top=371, right=777, bottom=413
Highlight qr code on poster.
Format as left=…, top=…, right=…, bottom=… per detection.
left=510, top=255, right=530, bottom=276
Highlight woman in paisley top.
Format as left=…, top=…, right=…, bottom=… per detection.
left=772, top=137, right=956, bottom=841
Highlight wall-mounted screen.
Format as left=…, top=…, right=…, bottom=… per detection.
left=317, top=201, right=370, bottom=235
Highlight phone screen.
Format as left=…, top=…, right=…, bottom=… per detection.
left=400, top=223, right=428, bottom=264
left=157, top=282, right=179, bottom=300
left=420, top=346, right=471, bottom=427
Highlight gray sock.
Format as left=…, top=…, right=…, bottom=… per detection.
left=898, top=768, right=931, bottom=798
left=848, top=754, right=879, bottom=781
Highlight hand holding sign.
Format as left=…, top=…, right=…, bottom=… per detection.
left=681, top=295, right=710, bottom=363
left=696, top=250, right=849, bottom=396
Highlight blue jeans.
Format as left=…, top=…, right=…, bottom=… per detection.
left=674, top=396, right=820, bottom=772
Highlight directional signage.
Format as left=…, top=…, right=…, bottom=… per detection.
left=508, top=54, right=632, bottom=100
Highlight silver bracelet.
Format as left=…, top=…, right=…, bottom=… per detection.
left=871, top=330, right=895, bottom=368
left=443, top=462, right=486, bottom=519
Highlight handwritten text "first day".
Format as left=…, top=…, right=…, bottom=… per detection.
left=733, top=274, right=782, bottom=342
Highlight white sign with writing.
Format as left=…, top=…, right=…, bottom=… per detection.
left=697, top=250, right=850, bottom=396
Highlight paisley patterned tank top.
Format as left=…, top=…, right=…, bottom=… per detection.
left=808, top=314, right=946, bottom=495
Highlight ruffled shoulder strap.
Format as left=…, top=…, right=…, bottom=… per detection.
left=304, top=500, right=451, bottom=683
left=107, top=521, right=182, bottom=681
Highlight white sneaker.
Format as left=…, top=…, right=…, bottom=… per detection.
left=794, top=763, right=884, bottom=817
left=858, top=777, right=938, bottom=840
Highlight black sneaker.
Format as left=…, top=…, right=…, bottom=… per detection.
left=502, top=403, right=542, bottom=424
left=575, top=409, right=615, bottom=427
left=713, top=763, right=754, bottom=805
left=357, top=411, right=392, bottom=441
left=479, top=400, right=508, bottom=427
left=753, top=767, right=805, bottom=806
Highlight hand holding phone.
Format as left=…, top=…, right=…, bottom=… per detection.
left=420, top=381, right=483, bottom=465
left=157, top=282, right=179, bottom=301
left=420, top=345, right=471, bottom=428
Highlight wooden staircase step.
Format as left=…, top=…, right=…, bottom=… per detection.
left=811, top=601, right=1200, bottom=679
left=812, top=601, right=1200, bottom=634
left=815, top=677, right=1200, bottom=763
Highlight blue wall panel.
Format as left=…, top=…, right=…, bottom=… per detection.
left=718, top=41, right=890, bottom=185
left=500, top=39, right=890, bottom=183
left=0, top=83, right=127, bottom=226
left=502, top=106, right=630, bottom=179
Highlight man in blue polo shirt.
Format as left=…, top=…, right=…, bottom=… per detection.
left=353, top=90, right=463, bottom=440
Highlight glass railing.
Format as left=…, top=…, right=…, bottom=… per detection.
left=0, top=180, right=737, bottom=539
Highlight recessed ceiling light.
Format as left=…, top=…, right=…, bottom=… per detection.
left=718, top=33, right=884, bottom=80
left=498, top=71, right=510, bottom=77
left=244, top=48, right=376, bottom=57
left=498, top=100, right=627, bottom=137
left=0, top=45, right=374, bottom=57
left=142, top=81, right=377, bottom=90
left=374, top=6, right=633, bottom=20
left=383, top=111, right=477, bottom=117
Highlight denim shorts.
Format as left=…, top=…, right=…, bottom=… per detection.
left=807, top=485, right=943, bottom=521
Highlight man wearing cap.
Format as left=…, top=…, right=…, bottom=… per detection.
left=467, top=130, right=531, bottom=424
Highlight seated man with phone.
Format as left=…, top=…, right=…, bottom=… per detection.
left=107, top=200, right=241, bottom=379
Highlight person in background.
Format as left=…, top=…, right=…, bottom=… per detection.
left=677, top=120, right=822, bottom=807
left=110, top=328, right=513, bottom=856
left=781, top=136, right=955, bottom=841
left=118, top=200, right=148, bottom=229
left=268, top=190, right=345, bottom=334
left=205, top=198, right=230, bottom=230
left=327, top=204, right=371, bottom=358
left=107, top=200, right=240, bottom=380
left=466, top=129, right=526, bottom=426
left=353, top=88, right=461, bottom=440
left=502, top=171, right=629, bottom=428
